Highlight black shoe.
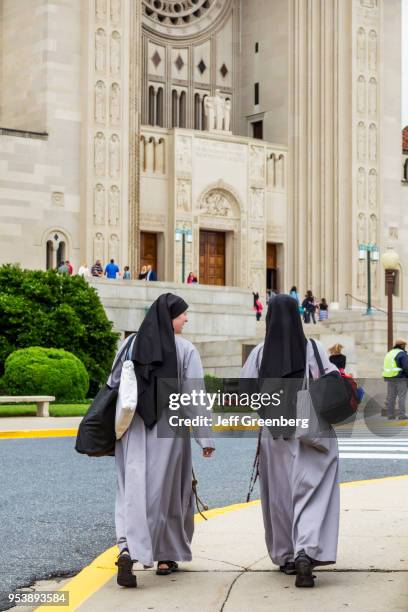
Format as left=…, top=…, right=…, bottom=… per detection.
left=156, top=561, right=179, bottom=576
left=116, top=550, right=137, bottom=588
left=398, top=414, right=408, bottom=420
left=279, top=561, right=297, bottom=575
left=388, top=415, right=396, bottom=420
left=295, top=552, right=315, bottom=588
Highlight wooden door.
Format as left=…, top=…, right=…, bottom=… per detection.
left=140, top=232, right=157, bottom=272
left=199, top=230, right=225, bottom=286
left=266, top=243, right=278, bottom=291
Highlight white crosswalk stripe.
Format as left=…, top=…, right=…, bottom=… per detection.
left=338, top=437, right=408, bottom=460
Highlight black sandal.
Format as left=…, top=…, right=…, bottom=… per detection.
left=279, top=561, right=297, bottom=575
left=115, top=549, right=137, bottom=588
left=156, top=561, right=179, bottom=575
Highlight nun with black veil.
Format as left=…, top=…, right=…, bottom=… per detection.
left=108, top=293, right=215, bottom=588
left=241, top=294, right=340, bottom=588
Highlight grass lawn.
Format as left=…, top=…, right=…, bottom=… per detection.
left=0, top=404, right=91, bottom=417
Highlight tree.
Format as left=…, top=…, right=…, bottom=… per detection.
left=0, top=265, right=119, bottom=395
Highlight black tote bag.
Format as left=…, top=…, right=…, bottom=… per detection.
left=309, top=339, right=355, bottom=425
left=75, top=384, right=118, bottom=457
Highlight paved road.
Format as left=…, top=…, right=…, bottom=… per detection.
left=0, top=434, right=407, bottom=611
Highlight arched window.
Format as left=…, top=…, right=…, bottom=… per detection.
left=57, top=242, right=66, bottom=267
left=194, top=93, right=201, bottom=130
left=44, top=231, right=69, bottom=270
left=172, top=90, right=178, bottom=128
left=46, top=240, right=53, bottom=270
left=202, top=95, right=207, bottom=130
left=179, top=91, right=186, bottom=128
left=148, top=85, right=155, bottom=125
left=156, top=87, right=164, bottom=127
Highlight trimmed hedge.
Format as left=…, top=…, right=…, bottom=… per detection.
left=1, top=347, right=89, bottom=401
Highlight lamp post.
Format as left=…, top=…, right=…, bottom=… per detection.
left=358, top=243, right=379, bottom=315
left=175, top=227, right=192, bottom=283
left=381, top=248, right=400, bottom=351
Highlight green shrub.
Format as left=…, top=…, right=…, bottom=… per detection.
left=1, top=347, right=89, bottom=401
left=0, top=264, right=119, bottom=394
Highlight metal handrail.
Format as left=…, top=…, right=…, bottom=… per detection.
left=345, top=293, right=387, bottom=314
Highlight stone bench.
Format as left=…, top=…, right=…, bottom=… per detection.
left=0, top=396, right=56, bottom=417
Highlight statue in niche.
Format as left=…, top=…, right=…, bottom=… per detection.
left=357, top=167, right=366, bottom=209
left=368, top=78, right=377, bottom=115
left=110, top=31, right=121, bottom=75
left=109, top=185, right=120, bottom=226
left=214, top=91, right=225, bottom=130
left=95, top=81, right=106, bottom=123
left=95, top=29, right=106, bottom=73
left=369, top=123, right=377, bottom=161
left=94, top=232, right=104, bottom=262
left=94, top=132, right=106, bottom=177
left=177, top=181, right=190, bottom=211
left=357, top=212, right=366, bottom=245
left=369, top=214, right=377, bottom=245
left=96, top=0, right=106, bottom=21
left=109, top=134, right=120, bottom=178
left=251, top=189, right=264, bottom=219
left=368, top=30, right=377, bottom=73
left=110, top=83, right=120, bottom=125
left=94, top=184, right=105, bottom=225
left=204, top=96, right=216, bottom=131
left=357, top=122, right=366, bottom=161
left=357, top=75, right=366, bottom=114
left=109, top=234, right=119, bottom=262
left=357, top=28, right=366, bottom=73
left=224, top=99, right=232, bottom=132
left=110, top=0, right=121, bottom=24
left=368, top=169, right=377, bottom=209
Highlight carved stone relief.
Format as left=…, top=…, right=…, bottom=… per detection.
left=110, top=0, right=121, bottom=24
left=108, top=185, right=120, bottom=226
left=388, top=225, right=398, bottom=241
left=95, top=80, right=106, bottom=123
left=357, top=76, right=366, bottom=114
left=357, top=212, right=366, bottom=244
left=357, top=167, right=366, bottom=209
left=276, top=155, right=285, bottom=188
left=177, top=181, right=191, bottom=211
left=51, top=192, right=64, bottom=207
left=94, top=132, right=106, bottom=177
left=109, top=83, right=120, bottom=126
left=368, top=30, right=377, bottom=73
left=109, top=134, right=120, bottom=178
left=96, top=0, right=106, bottom=21
left=94, top=184, right=106, bottom=225
left=369, top=213, right=377, bottom=244
left=357, top=27, right=366, bottom=73
left=176, top=136, right=192, bottom=173
left=110, top=31, right=121, bottom=75
left=250, top=146, right=265, bottom=182
left=108, top=234, right=119, bottom=261
left=94, top=232, right=105, bottom=262
left=360, top=0, right=377, bottom=8
left=267, top=154, right=275, bottom=187
left=250, top=268, right=265, bottom=292
left=368, top=169, right=377, bottom=209
left=250, top=189, right=264, bottom=219
left=200, top=190, right=232, bottom=217
left=368, top=123, right=377, bottom=161
left=368, top=78, right=377, bottom=115
left=357, top=122, right=366, bottom=161
left=95, top=28, right=106, bottom=73
left=357, top=259, right=366, bottom=289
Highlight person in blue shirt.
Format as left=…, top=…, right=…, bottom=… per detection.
left=105, top=259, right=120, bottom=279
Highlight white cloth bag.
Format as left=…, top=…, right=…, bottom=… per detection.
left=115, top=337, right=138, bottom=440
left=295, top=342, right=330, bottom=453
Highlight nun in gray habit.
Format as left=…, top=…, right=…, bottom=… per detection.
left=241, top=294, right=340, bottom=588
left=109, top=293, right=215, bottom=588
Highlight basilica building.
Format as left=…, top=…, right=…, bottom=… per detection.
left=0, top=0, right=405, bottom=308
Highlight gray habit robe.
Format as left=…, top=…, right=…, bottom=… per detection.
left=241, top=339, right=340, bottom=567
left=110, top=335, right=214, bottom=567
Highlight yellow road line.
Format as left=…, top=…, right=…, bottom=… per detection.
left=34, top=473, right=408, bottom=612
left=0, top=429, right=78, bottom=439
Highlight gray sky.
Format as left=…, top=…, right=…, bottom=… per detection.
left=403, top=0, right=408, bottom=125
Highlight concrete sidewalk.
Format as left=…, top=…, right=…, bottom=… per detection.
left=34, top=476, right=408, bottom=612
left=0, top=416, right=82, bottom=431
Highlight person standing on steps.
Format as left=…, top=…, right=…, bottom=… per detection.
left=110, top=293, right=215, bottom=588
left=241, top=294, right=340, bottom=588
left=382, top=338, right=408, bottom=420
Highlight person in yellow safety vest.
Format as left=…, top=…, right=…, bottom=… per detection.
left=383, top=338, right=408, bottom=420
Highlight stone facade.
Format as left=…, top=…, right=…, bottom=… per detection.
left=0, top=0, right=405, bottom=309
